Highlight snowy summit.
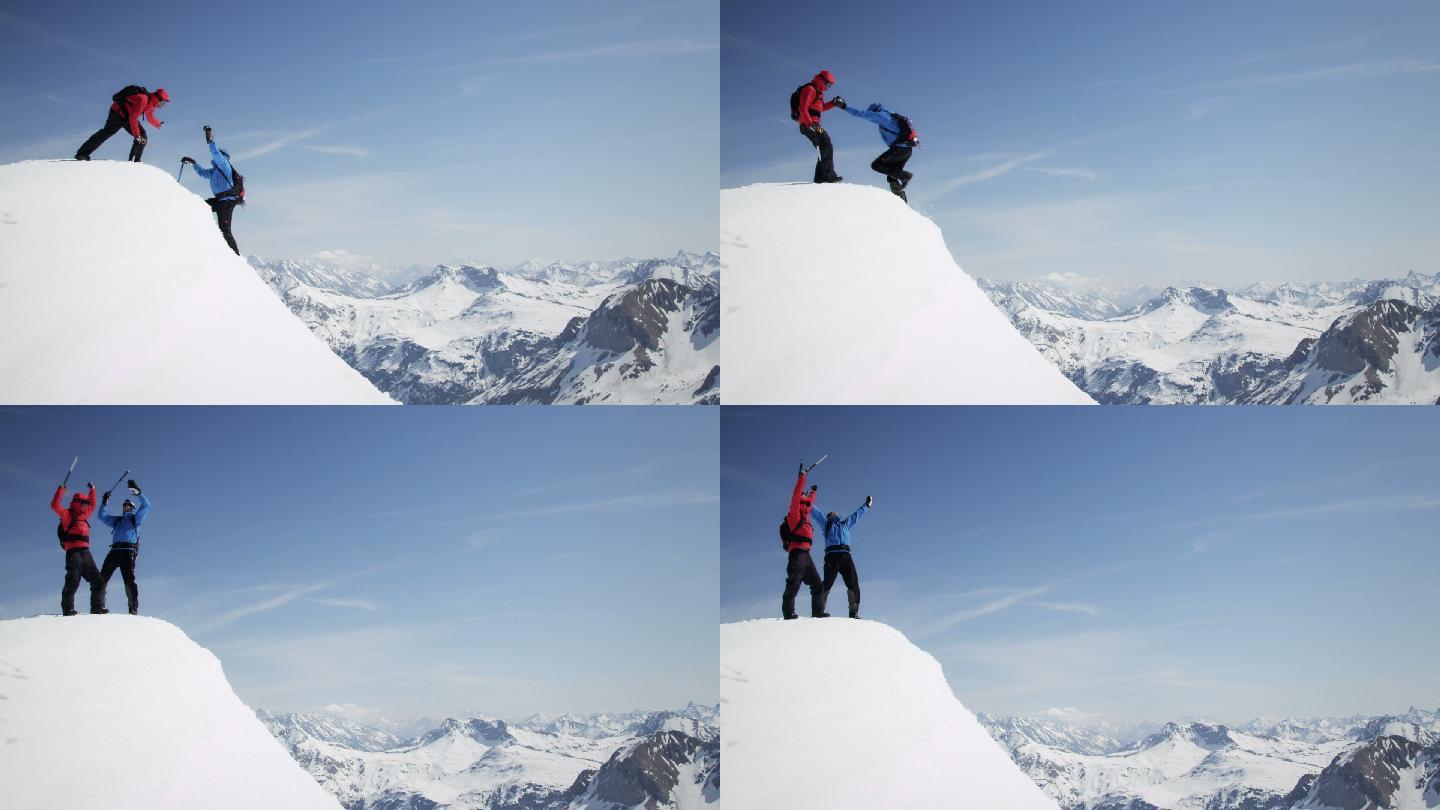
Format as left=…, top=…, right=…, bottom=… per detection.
left=720, top=617, right=1060, bottom=809
left=0, top=160, right=391, bottom=403
left=0, top=615, right=341, bottom=810
left=720, top=182, right=1093, bottom=404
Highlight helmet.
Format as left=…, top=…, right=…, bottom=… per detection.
left=817, top=70, right=836, bottom=86
left=122, top=499, right=136, bottom=511
left=153, top=88, right=170, bottom=103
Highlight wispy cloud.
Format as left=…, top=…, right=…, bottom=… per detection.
left=906, top=585, right=1054, bottom=640
left=1034, top=602, right=1103, bottom=616
left=1203, top=58, right=1440, bottom=91
left=923, top=150, right=1054, bottom=201
left=307, top=597, right=380, bottom=612
left=302, top=144, right=372, bottom=159
left=0, top=460, right=53, bottom=486
left=0, top=10, right=117, bottom=63
left=1184, top=96, right=1228, bottom=121
left=432, top=38, right=715, bottom=72
left=1155, top=493, right=1440, bottom=532
left=1029, top=166, right=1102, bottom=181
left=231, top=109, right=396, bottom=160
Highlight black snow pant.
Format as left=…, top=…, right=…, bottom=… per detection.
left=799, top=124, right=841, bottom=184
left=781, top=547, right=826, bottom=618
left=822, top=548, right=861, bottom=618
left=100, top=547, right=140, bottom=615
left=208, top=197, right=241, bottom=254
left=61, top=548, right=105, bottom=615
left=871, top=145, right=913, bottom=197
left=76, top=108, right=147, bottom=162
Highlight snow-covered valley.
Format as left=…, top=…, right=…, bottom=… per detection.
left=251, top=251, right=720, bottom=405
left=980, top=708, right=1440, bottom=809
left=979, top=273, right=1440, bottom=404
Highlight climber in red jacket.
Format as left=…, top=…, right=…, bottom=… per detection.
left=779, top=463, right=826, bottom=619
left=50, top=482, right=107, bottom=615
left=794, top=70, right=843, bottom=184
left=75, top=85, right=170, bottom=163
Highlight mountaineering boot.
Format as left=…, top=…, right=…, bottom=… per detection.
left=73, top=154, right=90, bottom=161
left=783, top=613, right=799, bottom=620
left=91, top=609, right=109, bottom=615
left=812, top=612, right=831, bottom=618
left=848, top=588, right=860, bottom=619
left=62, top=610, right=78, bottom=617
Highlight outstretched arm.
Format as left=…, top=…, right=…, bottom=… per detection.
left=133, top=493, right=151, bottom=526
left=845, top=502, right=869, bottom=528
left=51, top=486, right=66, bottom=519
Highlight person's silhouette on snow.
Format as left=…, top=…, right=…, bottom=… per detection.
left=779, top=463, right=827, bottom=619
left=183, top=126, right=242, bottom=255
left=841, top=102, right=919, bottom=201
left=794, top=70, right=844, bottom=184
left=75, top=86, right=169, bottom=163
left=50, top=481, right=106, bottom=615
left=817, top=495, right=872, bottom=619
left=95, top=480, right=150, bottom=616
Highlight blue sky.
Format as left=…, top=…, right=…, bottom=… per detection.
left=0, top=0, right=717, bottom=268
left=721, top=406, right=1440, bottom=723
left=721, top=1, right=1440, bottom=287
left=0, top=406, right=718, bottom=719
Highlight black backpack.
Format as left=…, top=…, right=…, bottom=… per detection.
left=227, top=163, right=246, bottom=205
left=789, top=84, right=810, bottom=121
left=891, top=113, right=918, bottom=146
left=779, top=517, right=802, bottom=550
left=113, top=85, right=148, bottom=108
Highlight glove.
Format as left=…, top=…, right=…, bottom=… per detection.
left=127, top=479, right=141, bottom=495
left=832, top=96, right=847, bottom=110
left=798, top=461, right=806, bottom=476
left=865, top=495, right=873, bottom=508
left=134, top=136, right=147, bottom=145
left=102, top=492, right=111, bottom=506
left=203, top=125, right=213, bottom=144
left=181, top=156, right=196, bottom=165
left=810, top=484, right=818, bottom=493
left=85, top=481, right=93, bottom=489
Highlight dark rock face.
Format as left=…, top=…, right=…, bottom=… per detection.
left=1295, top=735, right=1434, bottom=810
left=584, top=729, right=719, bottom=809
left=583, top=279, right=691, bottom=355
left=1311, top=300, right=1419, bottom=376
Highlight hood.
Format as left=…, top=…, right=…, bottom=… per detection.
left=812, top=70, right=834, bottom=90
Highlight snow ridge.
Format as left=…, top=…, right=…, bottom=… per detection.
left=0, top=160, right=391, bottom=404
left=721, top=182, right=1093, bottom=404
left=721, top=617, right=1060, bottom=809
left=0, top=615, right=341, bottom=810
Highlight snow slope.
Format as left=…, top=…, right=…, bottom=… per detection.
left=720, top=182, right=1092, bottom=403
left=0, top=615, right=341, bottom=810
left=721, top=618, right=1059, bottom=809
left=0, top=160, right=391, bottom=403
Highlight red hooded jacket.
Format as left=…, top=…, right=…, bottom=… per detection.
left=784, top=472, right=818, bottom=551
left=51, top=484, right=96, bottom=551
left=111, top=91, right=165, bottom=138
left=796, top=72, right=839, bottom=127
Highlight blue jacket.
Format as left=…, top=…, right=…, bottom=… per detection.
left=845, top=104, right=912, bottom=148
left=811, top=503, right=868, bottom=550
left=95, top=492, right=150, bottom=547
left=192, top=142, right=237, bottom=198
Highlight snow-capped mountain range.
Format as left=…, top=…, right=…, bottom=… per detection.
left=257, top=703, right=719, bottom=810
left=979, top=707, right=1440, bottom=809
left=250, top=251, right=720, bottom=405
left=978, top=273, right=1440, bottom=404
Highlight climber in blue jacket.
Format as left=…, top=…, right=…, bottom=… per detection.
left=94, top=479, right=151, bottom=615
left=838, top=100, right=919, bottom=201
left=182, top=125, right=242, bottom=255
left=810, top=495, right=873, bottom=618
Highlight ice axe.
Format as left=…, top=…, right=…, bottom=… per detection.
left=803, top=454, right=828, bottom=475
left=104, top=469, right=130, bottom=498
left=177, top=159, right=186, bottom=181
left=61, top=456, right=78, bottom=488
